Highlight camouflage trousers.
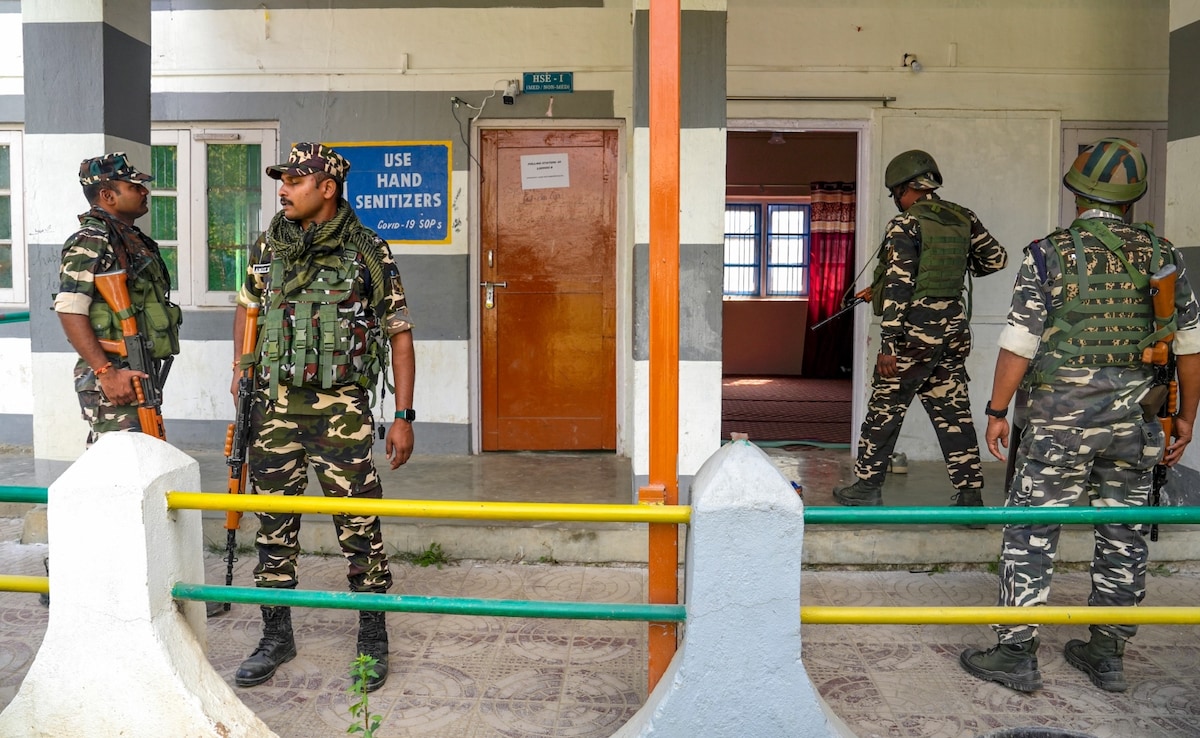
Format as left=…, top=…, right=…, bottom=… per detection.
left=994, top=417, right=1162, bottom=644
left=74, top=360, right=140, bottom=446
left=853, top=329, right=983, bottom=490
left=248, top=396, right=393, bottom=593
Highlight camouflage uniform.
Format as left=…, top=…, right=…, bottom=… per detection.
left=994, top=216, right=1200, bottom=645
left=851, top=192, right=1007, bottom=490
left=53, top=154, right=177, bottom=446
left=238, top=204, right=412, bottom=594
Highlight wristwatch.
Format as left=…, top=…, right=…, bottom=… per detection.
left=394, top=408, right=416, bottom=422
left=984, top=403, right=1008, bottom=419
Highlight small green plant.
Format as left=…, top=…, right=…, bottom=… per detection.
left=393, top=541, right=451, bottom=568
left=538, top=554, right=560, bottom=565
left=986, top=556, right=1001, bottom=575
left=1149, top=563, right=1174, bottom=578
left=347, top=654, right=382, bottom=736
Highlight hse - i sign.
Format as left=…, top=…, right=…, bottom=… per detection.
left=328, top=141, right=452, bottom=244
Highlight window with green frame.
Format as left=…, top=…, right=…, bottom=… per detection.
left=150, top=129, right=276, bottom=305
left=723, top=201, right=810, bottom=297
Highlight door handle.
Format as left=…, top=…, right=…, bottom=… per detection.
left=480, top=280, right=508, bottom=309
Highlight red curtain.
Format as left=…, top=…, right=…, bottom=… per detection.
left=802, top=181, right=857, bottom=378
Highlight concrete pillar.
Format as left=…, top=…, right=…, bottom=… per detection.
left=1168, top=1, right=1200, bottom=469
left=630, top=1, right=727, bottom=501
left=23, top=0, right=153, bottom=461
left=0, top=433, right=275, bottom=736
left=612, top=440, right=849, bottom=737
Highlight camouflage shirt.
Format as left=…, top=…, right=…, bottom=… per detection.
left=877, top=193, right=1008, bottom=355
left=53, top=210, right=163, bottom=315
left=237, top=218, right=413, bottom=415
left=998, top=219, right=1200, bottom=425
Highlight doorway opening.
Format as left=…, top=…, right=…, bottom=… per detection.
left=721, top=128, right=859, bottom=447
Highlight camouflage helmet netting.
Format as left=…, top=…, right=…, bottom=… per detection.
left=1063, top=137, right=1148, bottom=205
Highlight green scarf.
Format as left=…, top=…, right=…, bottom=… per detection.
left=267, top=200, right=381, bottom=299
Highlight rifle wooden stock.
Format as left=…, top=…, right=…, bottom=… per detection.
left=1146, top=264, right=1179, bottom=542
left=93, top=270, right=167, bottom=440
left=222, top=304, right=260, bottom=604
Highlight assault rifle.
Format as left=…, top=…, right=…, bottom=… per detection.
left=93, top=270, right=170, bottom=440
left=220, top=302, right=261, bottom=612
left=1143, top=264, right=1178, bottom=542
left=812, top=287, right=872, bottom=331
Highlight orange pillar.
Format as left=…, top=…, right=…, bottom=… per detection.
left=644, top=0, right=681, bottom=691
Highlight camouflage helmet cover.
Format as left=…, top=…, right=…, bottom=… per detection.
left=266, top=142, right=351, bottom=183
left=885, top=149, right=942, bottom=190
left=78, top=152, right=153, bottom=186
left=1063, top=137, right=1147, bottom=204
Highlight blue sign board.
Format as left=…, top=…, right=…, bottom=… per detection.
left=522, top=71, right=573, bottom=94
left=329, top=141, right=452, bottom=244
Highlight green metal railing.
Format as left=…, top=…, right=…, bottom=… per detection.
left=173, top=583, right=686, bottom=622
left=0, top=486, right=48, bottom=505
left=0, top=311, right=29, bottom=325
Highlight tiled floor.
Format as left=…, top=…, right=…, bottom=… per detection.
left=3, top=446, right=1200, bottom=737
left=803, top=569, right=1200, bottom=738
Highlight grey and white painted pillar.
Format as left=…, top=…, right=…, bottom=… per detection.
left=631, top=0, right=727, bottom=501
left=1168, top=1, right=1200, bottom=470
left=23, top=0, right=152, bottom=461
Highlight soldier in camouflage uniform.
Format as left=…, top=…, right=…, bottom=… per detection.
left=833, top=150, right=1008, bottom=507
left=961, top=138, right=1200, bottom=693
left=53, top=153, right=180, bottom=446
left=232, top=143, right=416, bottom=693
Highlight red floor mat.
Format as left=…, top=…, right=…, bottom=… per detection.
left=721, top=376, right=852, bottom=444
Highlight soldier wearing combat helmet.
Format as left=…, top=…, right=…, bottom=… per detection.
left=231, top=142, right=416, bottom=693
left=961, top=138, right=1200, bottom=693
left=54, top=152, right=180, bottom=445
left=832, top=149, right=1008, bottom=507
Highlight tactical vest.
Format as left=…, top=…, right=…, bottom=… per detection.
left=84, top=223, right=182, bottom=360
left=257, top=241, right=387, bottom=400
left=1029, top=218, right=1173, bottom=384
left=871, top=198, right=972, bottom=316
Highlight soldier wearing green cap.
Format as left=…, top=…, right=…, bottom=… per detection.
left=833, top=150, right=1008, bottom=508
left=960, top=137, right=1200, bottom=693
left=53, top=152, right=180, bottom=445
left=231, top=142, right=415, bottom=693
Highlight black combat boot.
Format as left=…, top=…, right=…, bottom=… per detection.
left=1064, top=627, right=1127, bottom=692
left=235, top=605, right=297, bottom=687
left=38, top=557, right=49, bottom=607
left=960, top=637, right=1042, bottom=692
left=832, top=479, right=882, bottom=506
left=952, top=487, right=986, bottom=528
left=356, top=610, right=390, bottom=692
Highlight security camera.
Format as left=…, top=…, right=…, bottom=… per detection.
left=503, top=79, right=520, bottom=105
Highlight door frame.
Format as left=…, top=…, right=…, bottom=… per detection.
left=726, top=117, right=872, bottom=448
left=468, top=119, right=628, bottom=454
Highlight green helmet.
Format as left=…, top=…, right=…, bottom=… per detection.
left=885, top=150, right=942, bottom=190
left=1063, top=137, right=1147, bottom=204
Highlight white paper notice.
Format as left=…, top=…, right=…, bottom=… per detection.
left=520, top=153, right=570, bottom=190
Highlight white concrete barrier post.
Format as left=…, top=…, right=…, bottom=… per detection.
left=612, top=440, right=849, bottom=738
left=0, top=433, right=275, bottom=737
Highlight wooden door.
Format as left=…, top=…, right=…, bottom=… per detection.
left=480, top=129, right=617, bottom=451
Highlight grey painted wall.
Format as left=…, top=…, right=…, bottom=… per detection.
left=23, top=23, right=150, bottom=141
left=633, top=9, right=727, bottom=130
left=1169, top=20, right=1200, bottom=142
left=632, top=242, right=723, bottom=362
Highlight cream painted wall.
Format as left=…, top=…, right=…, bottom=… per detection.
left=870, top=111, right=1057, bottom=463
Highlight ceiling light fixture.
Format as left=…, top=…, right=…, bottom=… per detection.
left=768, top=131, right=786, bottom=145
